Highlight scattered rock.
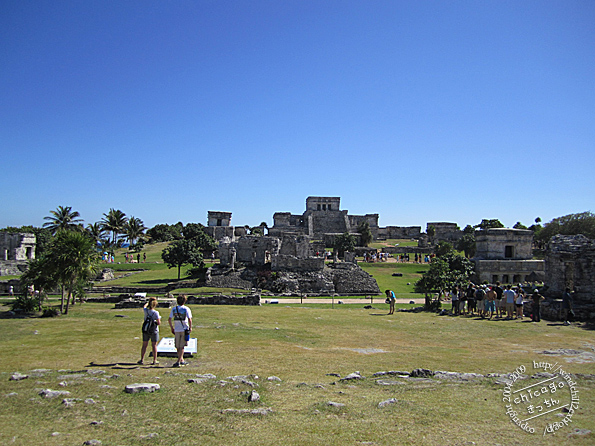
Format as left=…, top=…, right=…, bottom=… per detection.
left=124, top=383, right=160, bottom=394
left=327, top=401, right=345, bottom=408
left=5, top=392, right=18, bottom=397
left=375, top=379, right=405, bottom=386
left=90, top=421, right=103, bottom=426
left=267, top=376, right=282, bottom=382
left=141, top=433, right=159, bottom=439
left=340, top=371, right=364, bottom=381
left=83, top=440, right=102, bottom=445
left=39, top=389, right=71, bottom=399
left=410, top=368, right=434, bottom=378
left=378, top=398, right=398, bottom=408
left=10, top=372, right=28, bottom=381
left=567, top=428, right=591, bottom=437
left=248, top=390, right=260, bottom=402
left=221, top=408, right=273, bottom=415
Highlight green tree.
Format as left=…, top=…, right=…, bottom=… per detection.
left=23, top=231, right=100, bottom=314
left=357, top=221, right=373, bottom=247
left=147, top=223, right=183, bottom=243
left=435, top=241, right=453, bottom=257
left=42, top=206, right=83, bottom=234
left=162, top=239, right=204, bottom=280
left=101, top=209, right=128, bottom=247
left=414, top=251, right=474, bottom=310
left=457, top=232, right=476, bottom=258
left=86, top=222, right=107, bottom=248
left=536, top=211, right=595, bottom=243
left=333, top=232, right=356, bottom=259
left=513, top=222, right=528, bottom=229
left=427, top=225, right=436, bottom=240
left=474, top=219, right=505, bottom=230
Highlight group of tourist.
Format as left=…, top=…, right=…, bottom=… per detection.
left=448, top=282, right=540, bottom=322
left=138, top=295, right=193, bottom=367
left=447, top=282, right=574, bottom=324
left=125, top=252, right=146, bottom=263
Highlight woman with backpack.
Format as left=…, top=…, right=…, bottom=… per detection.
left=138, top=297, right=161, bottom=365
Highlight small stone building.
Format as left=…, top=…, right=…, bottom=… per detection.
left=0, top=233, right=36, bottom=276
left=427, top=222, right=463, bottom=244
left=204, top=211, right=247, bottom=241
left=472, top=228, right=544, bottom=284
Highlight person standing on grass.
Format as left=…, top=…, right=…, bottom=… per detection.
left=515, top=286, right=525, bottom=319
left=485, top=285, right=497, bottom=319
left=494, top=281, right=504, bottom=318
left=503, top=285, right=516, bottom=319
left=458, top=286, right=467, bottom=316
left=138, top=297, right=161, bottom=365
left=531, top=290, right=544, bottom=322
left=466, top=283, right=476, bottom=316
left=385, top=289, right=396, bottom=315
left=450, top=286, right=459, bottom=315
left=168, top=294, right=192, bottom=367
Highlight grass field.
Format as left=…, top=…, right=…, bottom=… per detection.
left=0, top=301, right=593, bottom=446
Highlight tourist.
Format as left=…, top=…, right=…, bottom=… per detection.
left=143, top=252, right=146, bottom=263
left=561, top=287, right=574, bottom=326
left=138, top=297, right=161, bottom=366
left=168, top=295, right=193, bottom=367
left=515, top=286, right=525, bottom=319
left=458, top=286, right=467, bottom=316
left=494, top=281, right=504, bottom=318
left=9, top=285, right=14, bottom=297
left=485, top=285, right=497, bottom=319
left=450, top=286, right=459, bottom=315
left=385, top=289, right=396, bottom=315
left=503, top=285, right=516, bottom=319
left=466, top=284, right=476, bottom=316
left=531, top=290, right=544, bottom=322
left=475, top=285, right=486, bottom=318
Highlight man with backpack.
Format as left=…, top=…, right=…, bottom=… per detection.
left=138, top=297, right=161, bottom=365
left=168, top=295, right=193, bottom=367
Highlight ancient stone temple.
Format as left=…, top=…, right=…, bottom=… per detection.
left=0, top=232, right=36, bottom=276
left=269, top=196, right=379, bottom=243
left=204, top=211, right=247, bottom=241
left=208, top=234, right=380, bottom=296
left=472, top=228, right=544, bottom=284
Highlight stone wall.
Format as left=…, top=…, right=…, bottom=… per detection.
left=381, top=226, right=422, bottom=240
left=427, top=222, right=462, bottom=243
left=0, top=233, right=35, bottom=271
left=475, top=228, right=533, bottom=260
left=544, top=234, right=595, bottom=320
left=0, top=261, right=30, bottom=276
left=473, top=259, right=545, bottom=284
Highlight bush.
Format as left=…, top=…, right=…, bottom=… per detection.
left=11, top=293, right=38, bottom=312
left=41, top=307, right=60, bottom=318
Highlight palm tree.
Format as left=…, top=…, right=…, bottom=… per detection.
left=43, top=206, right=83, bottom=234
left=100, top=209, right=128, bottom=247
left=51, top=230, right=100, bottom=314
left=125, top=216, right=147, bottom=246
left=86, top=222, right=107, bottom=249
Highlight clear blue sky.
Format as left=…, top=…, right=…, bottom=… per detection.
left=2, top=1, right=594, bottom=231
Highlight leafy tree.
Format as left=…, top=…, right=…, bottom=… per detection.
left=333, top=232, right=356, bottom=258
left=101, top=209, right=128, bottom=247
left=147, top=223, right=182, bottom=243
left=462, top=224, right=475, bottom=234
left=414, top=250, right=474, bottom=310
left=250, top=226, right=263, bottom=236
left=86, top=223, right=107, bottom=248
left=536, top=211, right=595, bottom=243
left=43, top=206, right=83, bottom=234
left=357, top=221, right=373, bottom=247
left=457, top=232, right=476, bottom=258
left=162, top=239, right=204, bottom=280
left=513, top=222, right=528, bottom=229
left=182, top=223, right=217, bottom=251
left=22, top=231, right=100, bottom=314
left=427, top=225, right=436, bottom=239
left=435, top=241, right=453, bottom=257
left=474, top=219, right=505, bottom=230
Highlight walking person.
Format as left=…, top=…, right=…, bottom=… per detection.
left=168, top=295, right=193, bottom=367
left=561, top=288, right=574, bottom=326
left=138, top=297, right=161, bottom=365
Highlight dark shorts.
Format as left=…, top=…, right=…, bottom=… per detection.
left=142, top=331, right=159, bottom=343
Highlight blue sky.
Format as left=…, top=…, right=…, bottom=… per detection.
left=2, top=1, right=594, bottom=231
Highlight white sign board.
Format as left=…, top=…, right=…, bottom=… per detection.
left=156, top=337, right=198, bottom=357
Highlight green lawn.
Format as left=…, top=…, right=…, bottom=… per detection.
left=0, top=302, right=593, bottom=445
left=359, top=261, right=428, bottom=297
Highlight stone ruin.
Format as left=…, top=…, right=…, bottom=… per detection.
left=0, top=232, right=35, bottom=276
left=543, top=234, right=595, bottom=321
left=472, top=228, right=545, bottom=285
left=207, top=234, right=380, bottom=296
